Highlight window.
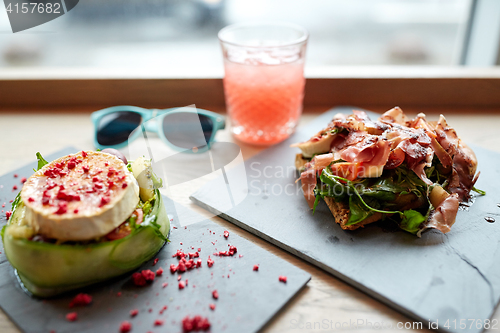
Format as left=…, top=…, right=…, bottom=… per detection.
left=0, top=0, right=477, bottom=72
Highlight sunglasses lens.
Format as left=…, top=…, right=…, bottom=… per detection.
left=96, top=111, right=142, bottom=146
left=162, top=113, right=214, bottom=150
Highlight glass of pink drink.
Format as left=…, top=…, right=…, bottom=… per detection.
left=219, top=22, right=308, bottom=146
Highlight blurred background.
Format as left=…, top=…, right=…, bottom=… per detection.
left=0, top=0, right=497, bottom=71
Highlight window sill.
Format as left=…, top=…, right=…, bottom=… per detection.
left=0, top=66, right=499, bottom=111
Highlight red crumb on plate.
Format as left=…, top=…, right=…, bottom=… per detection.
left=253, top=265, right=259, bottom=271
left=65, top=312, right=78, bottom=322
left=120, top=321, right=132, bottom=333
left=178, top=261, right=186, bottom=273
left=172, top=249, right=186, bottom=259
left=132, top=272, right=146, bottom=286
left=182, top=315, right=211, bottom=332
left=279, top=276, right=287, bottom=283
left=141, top=269, right=155, bottom=282
left=156, top=267, right=164, bottom=276
left=209, top=303, right=216, bottom=311
left=223, top=230, right=229, bottom=238
left=212, top=290, right=219, bottom=300
left=207, top=257, right=214, bottom=268
left=130, top=309, right=139, bottom=317
left=69, top=293, right=92, bottom=307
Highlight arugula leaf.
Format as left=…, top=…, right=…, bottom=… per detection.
left=320, top=168, right=403, bottom=225
left=472, top=186, right=486, bottom=195
left=34, top=152, right=49, bottom=172
left=399, top=209, right=426, bottom=234
left=425, top=165, right=435, bottom=179
left=358, top=178, right=405, bottom=201
left=312, top=194, right=322, bottom=214
left=394, top=165, right=426, bottom=188
left=393, top=165, right=427, bottom=197
left=347, top=179, right=402, bottom=216
left=314, top=165, right=432, bottom=233
left=347, top=195, right=373, bottom=225
left=312, top=167, right=350, bottom=213
left=331, top=127, right=348, bottom=136
left=319, top=169, right=348, bottom=201
left=326, top=172, right=402, bottom=215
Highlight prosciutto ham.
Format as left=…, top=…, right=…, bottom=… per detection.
left=434, top=115, right=478, bottom=201
left=340, top=136, right=391, bottom=166
left=300, top=168, right=317, bottom=209
left=423, top=193, right=460, bottom=235
left=293, top=107, right=480, bottom=235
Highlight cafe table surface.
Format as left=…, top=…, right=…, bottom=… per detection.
left=1, top=107, right=499, bottom=333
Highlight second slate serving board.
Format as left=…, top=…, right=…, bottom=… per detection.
left=191, top=107, right=500, bottom=333
left=0, top=148, right=311, bottom=333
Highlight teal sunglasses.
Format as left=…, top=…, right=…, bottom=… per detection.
left=91, top=106, right=225, bottom=152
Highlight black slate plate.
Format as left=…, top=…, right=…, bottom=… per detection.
left=191, top=107, right=500, bottom=333
left=0, top=148, right=311, bottom=333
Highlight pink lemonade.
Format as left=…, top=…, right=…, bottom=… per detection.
left=223, top=58, right=306, bottom=145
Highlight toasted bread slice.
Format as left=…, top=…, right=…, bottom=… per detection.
left=295, top=154, right=310, bottom=172
left=296, top=153, right=383, bottom=230
left=322, top=191, right=421, bottom=230
left=323, top=197, right=383, bottom=230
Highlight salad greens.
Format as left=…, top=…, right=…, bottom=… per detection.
left=34, top=152, right=48, bottom=172
left=130, top=196, right=168, bottom=242
left=313, top=164, right=433, bottom=234
left=472, top=186, right=486, bottom=196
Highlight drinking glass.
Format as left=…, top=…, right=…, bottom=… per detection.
left=218, top=22, right=308, bottom=146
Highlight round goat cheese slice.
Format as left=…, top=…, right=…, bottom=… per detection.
left=21, top=151, right=140, bottom=241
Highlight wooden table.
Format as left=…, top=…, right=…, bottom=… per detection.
left=1, top=107, right=499, bottom=333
